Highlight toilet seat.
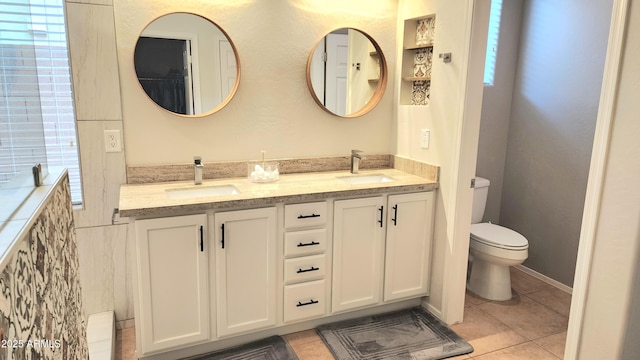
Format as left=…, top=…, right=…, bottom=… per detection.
left=470, top=223, right=528, bottom=250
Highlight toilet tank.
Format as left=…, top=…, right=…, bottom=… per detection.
left=472, top=177, right=490, bottom=224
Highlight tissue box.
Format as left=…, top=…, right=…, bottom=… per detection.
left=248, top=162, right=279, bottom=183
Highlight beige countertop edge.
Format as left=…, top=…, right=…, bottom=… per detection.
left=119, top=169, right=439, bottom=219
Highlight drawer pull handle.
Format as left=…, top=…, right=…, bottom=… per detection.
left=297, top=213, right=320, bottom=219
left=297, top=266, right=320, bottom=273
left=296, top=299, right=319, bottom=307
left=221, top=223, right=225, bottom=249
left=392, top=204, right=398, bottom=226
left=297, top=241, right=320, bottom=247
left=199, top=225, right=204, bottom=252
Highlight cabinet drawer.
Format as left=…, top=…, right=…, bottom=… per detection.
left=284, top=202, right=328, bottom=229
left=284, top=228, right=327, bottom=257
left=283, top=280, right=326, bottom=323
left=284, top=254, right=326, bottom=284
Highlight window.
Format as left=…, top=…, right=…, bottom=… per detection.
left=0, top=0, right=81, bottom=220
left=484, top=0, right=503, bottom=86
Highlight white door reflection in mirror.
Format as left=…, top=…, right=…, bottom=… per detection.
left=306, top=28, right=387, bottom=118
left=326, top=33, right=348, bottom=116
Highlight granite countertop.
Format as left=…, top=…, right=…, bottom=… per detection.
left=119, top=169, right=438, bottom=218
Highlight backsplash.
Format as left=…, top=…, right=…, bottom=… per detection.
left=127, top=154, right=394, bottom=184
left=0, top=175, right=88, bottom=359
left=126, top=154, right=439, bottom=184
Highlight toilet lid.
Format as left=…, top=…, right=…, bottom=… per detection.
left=470, top=223, right=528, bottom=249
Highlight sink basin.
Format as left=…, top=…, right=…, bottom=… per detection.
left=337, top=174, right=395, bottom=185
left=166, top=184, right=240, bottom=199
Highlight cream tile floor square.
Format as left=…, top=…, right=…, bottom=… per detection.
left=116, top=267, right=570, bottom=360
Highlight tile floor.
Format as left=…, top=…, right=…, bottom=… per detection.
left=115, top=267, right=571, bottom=360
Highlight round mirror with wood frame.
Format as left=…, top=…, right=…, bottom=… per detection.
left=306, top=28, right=387, bottom=118
left=134, top=13, right=240, bottom=117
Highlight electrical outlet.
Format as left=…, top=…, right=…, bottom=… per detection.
left=421, top=129, right=430, bottom=149
left=104, top=130, right=122, bottom=153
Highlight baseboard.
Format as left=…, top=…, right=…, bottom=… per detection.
left=515, top=265, right=573, bottom=295
left=420, top=298, right=443, bottom=320
left=116, top=318, right=135, bottom=330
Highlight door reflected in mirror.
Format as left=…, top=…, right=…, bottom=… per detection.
left=134, top=13, right=240, bottom=117
left=306, top=28, right=387, bottom=118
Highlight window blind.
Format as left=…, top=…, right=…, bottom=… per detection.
left=0, top=0, right=81, bottom=205
left=484, top=0, right=503, bottom=86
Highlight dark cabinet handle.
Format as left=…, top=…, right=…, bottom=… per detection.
left=378, top=206, right=384, bottom=227
left=392, top=204, right=398, bottom=226
left=221, top=223, right=225, bottom=249
left=199, top=225, right=204, bottom=252
left=296, top=299, right=319, bottom=307
left=297, top=266, right=320, bottom=273
left=297, top=241, right=320, bottom=247
left=298, top=213, right=320, bottom=219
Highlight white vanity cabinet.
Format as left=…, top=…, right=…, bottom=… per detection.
left=123, top=170, right=438, bottom=359
left=332, top=197, right=386, bottom=313
left=384, top=192, right=435, bottom=301
left=134, top=214, right=210, bottom=354
left=214, top=207, right=278, bottom=337
left=282, top=202, right=330, bottom=323
left=332, top=192, right=434, bottom=313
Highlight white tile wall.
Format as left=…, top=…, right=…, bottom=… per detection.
left=77, top=225, right=134, bottom=320
left=73, top=121, right=126, bottom=228
left=66, top=2, right=122, bottom=121
left=66, top=0, right=132, bottom=324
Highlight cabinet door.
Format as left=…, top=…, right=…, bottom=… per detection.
left=214, top=207, right=277, bottom=337
left=384, top=192, right=434, bottom=301
left=332, top=197, right=385, bottom=313
left=135, top=214, right=209, bottom=354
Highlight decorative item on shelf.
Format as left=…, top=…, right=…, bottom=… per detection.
left=411, top=80, right=430, bottom=105
left=248, top=150, right=279, bottom=183
left=416, top=17, right=436, bottom=45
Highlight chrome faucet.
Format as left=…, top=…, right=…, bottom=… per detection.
left=194, top=156, right=203, bottom=185
left=350, top=150, right=363, bottom=174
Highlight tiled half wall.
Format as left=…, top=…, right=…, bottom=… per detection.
left=0, top=175, right=88, bottom=359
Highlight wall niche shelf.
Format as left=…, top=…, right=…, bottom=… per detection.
left=400, top=15, right=436, bottom=106
left=403, top=76, right=431, bottom=82
left=404, top=44, right=433, bottom=51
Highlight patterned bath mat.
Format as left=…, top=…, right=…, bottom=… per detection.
left=317, top=307, right=473, bottom=360
left=182, top=336, right=298, bottom=360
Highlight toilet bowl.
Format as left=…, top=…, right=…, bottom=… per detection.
left=467, top=177, right=529, bottom=301
left=467, top=222, right=528, bottom=300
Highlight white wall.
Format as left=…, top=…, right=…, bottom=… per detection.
left=113, top=0, right=398, bottom=166
left=577, top=0, right=640, bottom=356
left=396, top=0, right=488, bottom=321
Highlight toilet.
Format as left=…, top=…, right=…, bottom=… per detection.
left=467, top=177, right=529, bottom=301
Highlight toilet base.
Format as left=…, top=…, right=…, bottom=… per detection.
left=467, top=259, right=513, bottom=301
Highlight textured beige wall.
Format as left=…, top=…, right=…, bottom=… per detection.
left=113, top=0, right=398, bottom=166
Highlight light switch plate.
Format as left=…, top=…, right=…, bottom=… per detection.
left=421, top=129, right=430, bottom=149
left=104, top=130, right=122, bottom=153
